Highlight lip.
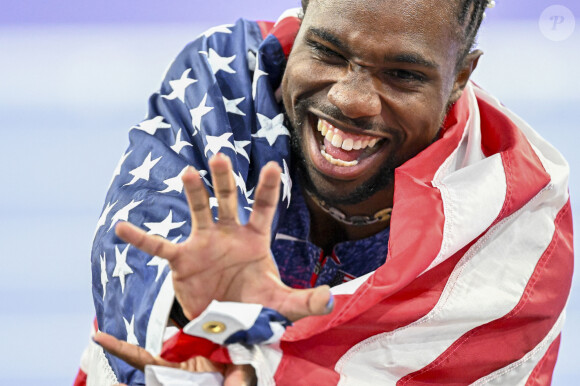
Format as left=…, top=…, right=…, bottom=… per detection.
left=305, top=111, right=391, bottom=181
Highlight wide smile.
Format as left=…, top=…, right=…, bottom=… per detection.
left=305, top=113, right=390, bottom=180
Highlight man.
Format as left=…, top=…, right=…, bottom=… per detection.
left=77, top=0, right=573, bottom=384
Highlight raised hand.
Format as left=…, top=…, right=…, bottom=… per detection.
left=115, top=153, right=332, bottom=322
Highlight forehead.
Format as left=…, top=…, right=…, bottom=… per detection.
left=302, top=0, right=463, bottom=65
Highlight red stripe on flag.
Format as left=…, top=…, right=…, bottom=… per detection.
left=283, top=91, right=472, bottom=343
left=256, top=21, right=275, bottom=39
left=526, top=334, right=561, bottom=386
left=275, top=353, right=341, bottom=385
left=397, top=202, right=573, bottom=385
left=73, top=368, right=87, bottom=386
left=160, top=330, right=232, bottom=364
left=277, top=241, right=477, bottom=382
left=282, top=85, right=469, bottom=341
left=269, top=17, right=301, bottom=58
left=276, top=88, right=570, bottom=384
left=477, top=94, right=551, bottom=221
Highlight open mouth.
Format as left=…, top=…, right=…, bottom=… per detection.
left=315, top=117, right=386, bottom=167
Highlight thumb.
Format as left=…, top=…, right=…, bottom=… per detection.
left=281, top=285, right=334, bottom=322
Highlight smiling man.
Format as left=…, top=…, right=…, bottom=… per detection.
left=78, top=0, right=573, bottom=385
left=283, top=0, right=482, bottom=251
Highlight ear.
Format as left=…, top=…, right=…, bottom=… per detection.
left=449, top=50, right=483, bottom=104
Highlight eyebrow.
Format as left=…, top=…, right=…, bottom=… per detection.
left=307, top=27, right=350, bottom=54
left=306, top=26, right=439, bottom=70
left=385, top=53, right=440, bottom=70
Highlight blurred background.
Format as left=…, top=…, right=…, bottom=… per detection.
left=0, top=0, right=578, bottom=384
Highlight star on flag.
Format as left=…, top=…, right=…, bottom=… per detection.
left=100, top=253, right=109, bottom=300
left=159, top=167, right=188, bottom=194
left=199, top=49, right=236, bottom=75
left=109, top=199, right=143, bottom=231
left=232, top=171, right=247, bottom=196
left=144, top=210, right=186, bottom=238
left=234, top=140, right=251, bottom=162
left=223, top=96, right=246, bottom=116
left=252, top=54, right=268, bottom=99
left=252, top=113, right=290, bottom=146
left=123, top=315, right=139, bottom=346
left=190, top=93, right=214, bottom=135
left=131, top=116, right=171, bottom=135
left=281, top=159, right=292, bottom=207
left=163, top=68, right=197, bottom=103
left=170, top=128, right=193, bottom=154
left=200, top=24, right=234, bottom=38
left=124, top=152, right=162, bottom=186
left=112, top=245, right=133, bottom=293
left=204, top=132, right=236, bottom=156
left=109, top=150, right=132, bottom=187
left=94, top=201, right=117, bottom=237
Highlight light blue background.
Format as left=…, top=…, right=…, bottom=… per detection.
left=0, top=1, right=578, bottom=384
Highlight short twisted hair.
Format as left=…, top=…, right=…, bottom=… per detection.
left=299, top=0, right=489, bottom=65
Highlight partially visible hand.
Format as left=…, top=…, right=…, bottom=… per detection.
left=95, top=331, right=256, bottom=386
left=116, top=153, right=333, bottom=322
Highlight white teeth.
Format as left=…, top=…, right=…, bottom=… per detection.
left=331, top=133, right=343, bottom=148
left=325, top=130, right=334, bottom=142
left=342, top=138, right=353, bottom=151
left=321, top=148, right=359, bottom=167
left=317, top=119, right=381, bottom=151
left=317, top=119, right=328, bottom=136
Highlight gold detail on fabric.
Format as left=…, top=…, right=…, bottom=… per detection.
left=202, top=321, right=226, bottom=334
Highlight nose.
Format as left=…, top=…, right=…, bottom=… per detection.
left=327, top=66, right=382, bottom=119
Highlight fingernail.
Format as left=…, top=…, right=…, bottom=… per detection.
left=325, top=294, right=335, bottom=313
left=92, top=336, right=102, bottom=347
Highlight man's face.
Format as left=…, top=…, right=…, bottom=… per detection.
left=282, top=0, right=466, bottom=206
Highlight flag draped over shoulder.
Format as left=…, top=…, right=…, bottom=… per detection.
left=77, top=9, right=573, bottom=386
left=271, top=83, right=573, bottom=385
left=78, top=13, right=301, bottom=385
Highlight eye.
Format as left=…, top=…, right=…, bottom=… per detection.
left=385, top=69, right=426, bottom=83
left=306, top=39, right=346, bottom=64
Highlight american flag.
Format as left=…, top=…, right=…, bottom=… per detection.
left=76, top=9, right=573, bottom=386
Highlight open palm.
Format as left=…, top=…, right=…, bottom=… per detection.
left=116, top=153, right=332, bottom=322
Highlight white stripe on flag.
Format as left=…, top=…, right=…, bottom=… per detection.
left=471, top=310, right=566, bottom=386
left=428, top=85, right=506, bottom=271
left=335, top=183, right=561, bottom=385
left=146, top=273, right=175, bottom=355
left=474, top=86, right=570, bottom=205
left=331, top=272, right=374, bottom=296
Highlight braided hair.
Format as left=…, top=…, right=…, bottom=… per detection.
left=457, top=0, right=490, bottom=62
left=299, top=0, right=491, bottom=65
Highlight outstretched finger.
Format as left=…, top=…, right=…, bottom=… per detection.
left=182, top=166, right=213, bottom=230
left=224, top=364, right=257, bottom=386
left=94, top=332, right=177, bottom=372
left=209, top=154, right=239, bottom=225
left=248, top=161, right=282, bottom=234
left=277, top=285, right=334, bottom=322
left=115, top=221, right=178, bottom=262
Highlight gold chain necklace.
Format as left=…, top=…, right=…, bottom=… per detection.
left=307, top=192, right=392, bottom=226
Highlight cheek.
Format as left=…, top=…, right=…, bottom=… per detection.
left=284, top=51, right=337, bottom=103
left=387, top=94, right=445, bottom=149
